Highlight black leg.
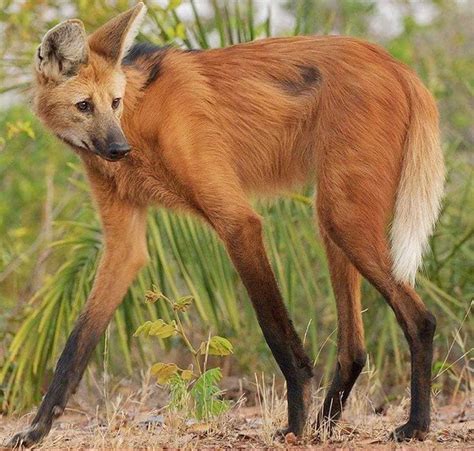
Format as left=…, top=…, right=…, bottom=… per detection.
left=8, top=202, right=148, bottom=447
left=316, top=231, right=366, bottom=433
left=8, top=314, right=104, bottom=447
left=215, top=212, right=313, bottom=436
left=391, top=306, right=436, bottom=441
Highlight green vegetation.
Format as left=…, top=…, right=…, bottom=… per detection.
left=0, top=0, right=472, bottom=414
left=135, top=290, right=232, bottom=421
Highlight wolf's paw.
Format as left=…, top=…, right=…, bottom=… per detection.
left=313, top=415, right=339, bottom=440
left=390, top=422, right=428, bottom=441
left=7, top=424, right=49, bottom=448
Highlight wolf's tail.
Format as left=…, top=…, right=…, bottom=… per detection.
left=390, top=72, right=445, bottom=286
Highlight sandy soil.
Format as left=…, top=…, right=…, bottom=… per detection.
left=1, top=391, right=472, bottom=449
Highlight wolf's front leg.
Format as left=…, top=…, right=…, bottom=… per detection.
left=208, top=203, right=314, bottom=437
left=8, top=202, right=148, bottom=448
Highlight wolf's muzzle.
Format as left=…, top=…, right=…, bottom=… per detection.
left=106, top=141, right=131, bottom=160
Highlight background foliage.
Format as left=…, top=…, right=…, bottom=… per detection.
left=0, top=0, right=472, bottom=413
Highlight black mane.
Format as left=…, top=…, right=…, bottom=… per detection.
left=122, top=42, right=169, bottom=88
left=122, top=42, right=164, bottom=65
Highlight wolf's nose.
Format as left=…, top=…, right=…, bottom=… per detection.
left=107, top=142, right=131, bottom=159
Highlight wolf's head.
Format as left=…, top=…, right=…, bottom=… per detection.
left=33, top=3, right=146, bottom=162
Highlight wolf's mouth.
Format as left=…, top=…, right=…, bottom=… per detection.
left=60, top=136, right=129, bottom=162
left=97, top=153, right=129, bottom=162
left=58, top=134, right=90, bottom=153
left=81, top=140, right=91, bottom=151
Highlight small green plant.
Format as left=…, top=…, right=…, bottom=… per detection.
left=134, top=288, right=233, bottom=422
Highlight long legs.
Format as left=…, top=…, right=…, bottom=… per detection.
left=209, top=206, right=313, bottom=436
left=318, top=196, right=435, bottom=440
left=8, top=201, right=149, bottom=448
left=317, top=229, right=366, bottom=429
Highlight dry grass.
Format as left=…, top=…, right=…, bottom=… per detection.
left=1, top=372, right=472, bottom=449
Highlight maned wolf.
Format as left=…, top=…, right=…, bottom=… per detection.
left=8, top=2, right=444, bottom=447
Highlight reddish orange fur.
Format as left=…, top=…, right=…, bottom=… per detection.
left=10, top=5, right=444, bottom=447
left=79, top=37, right=409, bottom=213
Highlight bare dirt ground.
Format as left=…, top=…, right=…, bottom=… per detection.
left=1, top=379, right=472, bottom=449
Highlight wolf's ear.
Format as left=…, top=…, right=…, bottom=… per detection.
left=36, top=19, right=89, bottom=81
left=89, top=2, right=147, bottom=66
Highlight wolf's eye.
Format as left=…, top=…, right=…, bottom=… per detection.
left=112, top=98, right=121, bottom=110
left=76, top=100, right=92, bottom=113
